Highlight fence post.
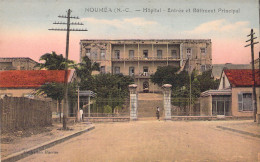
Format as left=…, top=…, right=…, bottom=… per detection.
left=162, top=84, right=172, bottom=120
left=129, top=84, right=138, bottom=120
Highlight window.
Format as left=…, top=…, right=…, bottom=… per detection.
left=115, top=50, right=120, bottom=59
left=86, top=48, right=91, bottom=58
left=143, top=50, right=148, bottom=58
left=222, top=76, right=225, bottom=89
left=101, top=49, right=106, bottom=60
left=238, top=93, right=253, bottom=111
left=129, top=50, right=134, bottom=59
left=171, top=50, right=178, bottom=59
left=100, top=66, right=105, bottom=74
left=201, top=65, right=206, bottom=72
left=157, top=50, right=162, bottom=59
left=115, top=67, right=120, bottom=74
left=129, top=67, right=135, bottom=76
left=143, top=67, right=149, bottom=76
left=186, top=48, right=192, bottom=58
left=201, top=48, right=206, bottom=54
left=93, top=53, right=97, bottom=59
left=212, top=96, right=231, bottom=116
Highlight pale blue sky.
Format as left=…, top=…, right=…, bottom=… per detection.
left=0, top=0, right=259, bottom=63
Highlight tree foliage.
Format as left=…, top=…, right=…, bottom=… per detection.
left=37, top=82, right=65, bottom=103
left=197, top=69, right=220, bottom=92
left=36, top=52, right=77, bottom=124
left=91, top=73, right=134, bottom=99
left=36, top=82, right=77, bottom=122
left=74, top=56, right=100, bottom=80
left=151, top=66, right=180, bottom=87
left=36, top=51, right=74, bottom=70
left=151, top=66, right=194, bottom=89
left=80, top=73, right=134, bottom=113
left=103, top=105, right=112, bottom=114
left=75, top=56, right=134, bottom=112
left=151, top=66, right=219, bottom=100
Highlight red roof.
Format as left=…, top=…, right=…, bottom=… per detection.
left=224, top=69, right=260, bottom=87
left=0, top=70, right=71, bottom=88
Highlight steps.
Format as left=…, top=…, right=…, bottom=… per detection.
left=137, top=93, right=164, bottom=118
left=119, top=93, right=164, bottom=118
left=138, top=93, right=163, bottom=101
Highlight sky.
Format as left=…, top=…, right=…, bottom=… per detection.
left=0, top=0, right=259, bottom=64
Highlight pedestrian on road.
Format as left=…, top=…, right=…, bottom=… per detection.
left=80, top=109, right=83, bottom=121
left=156, top=106, right=160, bottom=120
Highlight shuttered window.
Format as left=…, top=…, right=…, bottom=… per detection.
left=238, top=93, right=253, bottom=111
left=238, top=93, right=243, bottom=111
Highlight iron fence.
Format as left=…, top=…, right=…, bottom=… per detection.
left=68, top=98, right=130, bottom=117
left=171, top=98, right=201, bottom=116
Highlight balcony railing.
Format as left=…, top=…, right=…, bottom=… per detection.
left=111, top=56, right=180, bottom=61
left=129, top=72, right=151, bottom=78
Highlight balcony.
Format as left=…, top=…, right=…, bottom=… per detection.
left=133, top=72, right=151, bottom=79
left=111, top=56, right=181, bottom=62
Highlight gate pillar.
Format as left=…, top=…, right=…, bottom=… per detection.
left=162, top=84, right=172, bottom=120
left=129, top=84, right=138, bottom=120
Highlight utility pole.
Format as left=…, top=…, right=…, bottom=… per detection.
left=77, top=86, right=80, bottom=122
left=49, top=9, right=88, bottom=129
left=187, top=54, right=192, bottom=116
left=245, top=29, right=259, bottom=122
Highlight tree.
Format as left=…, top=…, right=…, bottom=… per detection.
left=151, top=66, right=180, bottom=87
left=103, top=105, right=112, bottom=114
left=151, top=66, right=193, bottom=89
left=36, top=52, right=76, bottom=127
left=74, top=56, right=100, bottom=81
left=80, top=73, right=134, bottom=113
left=151, top=66, right=219, bottom=115
left=197, top=69, right=219, bottom=92
left=37, top=82, right=76, bottom=122
left=36, top=51, right=74, bottom=70
left=151, top=66, right=218, bottom=96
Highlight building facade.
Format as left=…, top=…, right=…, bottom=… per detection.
left=0, top=57, right=38, bottom=71
left=0, top=70, right=74, bottom=98
left=0, top=70, right=75, bottom=117
left=200, top=69, right=260, bottom=118
left=211, top=63, right=250, bottom=79
left=80, top=39, right=212, bottom=92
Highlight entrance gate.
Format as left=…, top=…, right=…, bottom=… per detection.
left=129, top=84, right=172, bottom=120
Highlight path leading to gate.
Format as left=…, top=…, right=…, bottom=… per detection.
left=20, top=120, right=260, bottom=162
left=138, top=93, right=163, bottom=118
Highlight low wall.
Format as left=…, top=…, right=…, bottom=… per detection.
left=83, top=117, right=130, bottom=122
left=171, top=116, right=253, bottom=121
left=0, top=97, right=52, bottom=133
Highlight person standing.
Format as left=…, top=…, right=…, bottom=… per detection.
left=80, top=109, right=83, bottom=121
left=156, top=106, right=160, bottom=120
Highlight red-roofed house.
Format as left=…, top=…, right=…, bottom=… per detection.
left=0, top=70, right=74, bottom=98
left=200, top=69, right=260, bottom=119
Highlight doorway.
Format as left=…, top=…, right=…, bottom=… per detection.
left=143, top=81, right=149, bottom=93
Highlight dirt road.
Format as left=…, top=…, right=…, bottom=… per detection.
left=19, top=120, right=260, bottom=162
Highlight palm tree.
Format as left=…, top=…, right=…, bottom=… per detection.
left=36, top=51, right=74, bottom=70
left=35, top=51, right=75, bottom=126
left=74, top=56, right=100, bottom=81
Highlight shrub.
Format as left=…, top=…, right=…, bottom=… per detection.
left=103, top=105, right=112, bottom=114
